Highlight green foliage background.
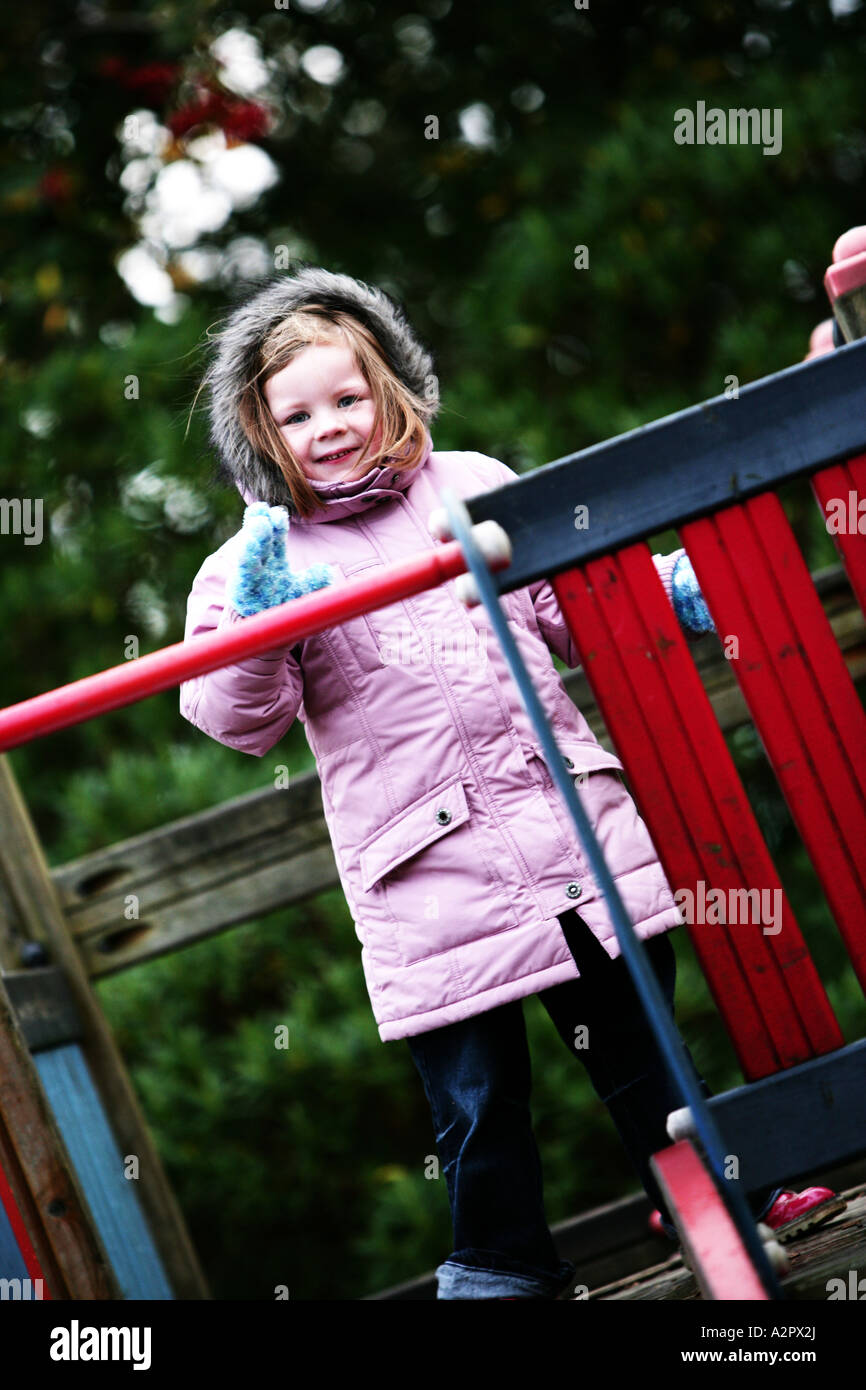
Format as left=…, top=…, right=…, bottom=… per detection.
left=2, top=0, right=864, bottom=1298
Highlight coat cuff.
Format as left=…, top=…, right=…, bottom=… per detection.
left=216, top=600, right=287, bottom=665
left=651, top=549, right=683, bottom=605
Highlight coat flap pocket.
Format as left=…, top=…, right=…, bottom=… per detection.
left=524, top=740, right=624, bottom=777
left=359, top=777, right=469, bottom=892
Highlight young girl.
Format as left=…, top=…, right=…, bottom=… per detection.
left=180, top=265, right=839, bottom=1299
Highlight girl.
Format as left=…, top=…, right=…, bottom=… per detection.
left=180, top=265, right=839, bottom=1299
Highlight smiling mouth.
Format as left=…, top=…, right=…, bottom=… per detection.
left=317, top=446, right=357, bottom=463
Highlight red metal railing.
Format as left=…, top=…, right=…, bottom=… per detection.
left=0, top=537, right=500, bottom=754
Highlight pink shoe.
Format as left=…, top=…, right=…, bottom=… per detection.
left=648, top=1209, right=668, bottom=1238
left=762, top=1187, right=847, bottom=1242
left=648, top=1186, right=847, bottom=1243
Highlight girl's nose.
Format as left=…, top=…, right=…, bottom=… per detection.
left=316, top=410, right=345, bottom=436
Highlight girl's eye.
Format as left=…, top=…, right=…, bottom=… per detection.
left=281, top=394, right=362, bottom=426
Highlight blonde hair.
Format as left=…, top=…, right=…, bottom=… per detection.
left=237, top=305, right=432, bottom=520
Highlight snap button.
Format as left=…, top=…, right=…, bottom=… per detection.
left=436, top=808, right=452, bottom=825
left=566, top=881, right=582, bottom=899
left=563, top=755, right=574, bottom=770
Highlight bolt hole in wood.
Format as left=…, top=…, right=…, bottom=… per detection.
left=74, top=866, right=131, bottom=898
left=96, top=924, right=153, bottom=955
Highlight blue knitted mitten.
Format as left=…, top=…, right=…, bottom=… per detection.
left=226, top=503, right=334, bottom=617
left=671, top=553, right=716, bottom=635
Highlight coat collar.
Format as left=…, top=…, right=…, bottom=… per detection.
left=236, top=430, right=433, bottom=523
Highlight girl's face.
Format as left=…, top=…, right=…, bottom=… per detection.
left=263, top=343, right=383, bottom=484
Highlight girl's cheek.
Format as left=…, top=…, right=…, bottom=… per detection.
left=281, top=426, right=307, bottom=454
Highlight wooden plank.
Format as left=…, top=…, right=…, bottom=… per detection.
left=620, top=538, right=843, bottom=1061
left=591, top=1253, right=696, bottom=1301
left=463, top=338, right=866, bottom=589
left=0, top=974, right=117, bottom=1299
left=73, top=840, right=336, bottom=978
left=34, top=1045, right=174, bottom=1300
left=695, top=1040, right=866, bottom=1191
left=763, top=1182, right=866, bottom=1300
left=600, top=1181, right=866, bottom=1300
left=2, top=966, right=173, bottom=1296
left=811, top=456, right=866, bottom=613
left=580, top=560, right=863, bottom=750
left=554, top=553, right=782, bottom=1074
left=651, top=1140, right=771, bottom=1300
left=0, top=755, right=210, bottom=1299
left=620, top=542, right=840, bottom=1058
left=683, top=495, right=866, bottom=992
left=369, top=1160, right=866, bottom=1300
left=53, top=775, right=334, bottom=977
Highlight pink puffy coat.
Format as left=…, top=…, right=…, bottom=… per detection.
left=179, top=435, right=686, bottom=1041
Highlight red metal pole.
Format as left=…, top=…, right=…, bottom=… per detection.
left=0, top=537, right=507, bottom=753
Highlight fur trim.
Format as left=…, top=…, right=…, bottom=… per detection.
left=202, top=263, right=439, bottom=512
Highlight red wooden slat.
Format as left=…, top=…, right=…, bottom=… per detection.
left=651, top=1140, right=771, bottom=1300
left=553, top=550, right=842, bottom=1078
left=683, top=495, right=866, bottom=994
left=810, top=455, right=866, bottom=613
left=600, top=545, right=841, bottom=1059
left=553, top=559, right=778, bottom=1079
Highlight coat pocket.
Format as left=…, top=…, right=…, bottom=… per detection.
left=358, top=774, right=511, bottom=967
left=523, top=739, right=625, bottom=787
left=524, top=748, right=663, bottom=883
left=324, top=560, right=386, bottom=674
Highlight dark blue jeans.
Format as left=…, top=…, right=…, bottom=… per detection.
left=407, top=910, right=782, bottom=1299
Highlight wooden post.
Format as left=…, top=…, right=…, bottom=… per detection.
left=0, top=754, right=209, bottom=1299
left=651, top=1140, right=782, bottom=1301
left=0, top=972, right=118, bottom=1299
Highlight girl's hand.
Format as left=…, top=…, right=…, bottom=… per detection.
left=226, top=503, right=334, bottom=617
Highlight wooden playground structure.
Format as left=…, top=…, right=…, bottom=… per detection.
left=1, top=240, right=865, bottom=1301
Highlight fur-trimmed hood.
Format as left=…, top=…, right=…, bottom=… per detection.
left=202, top=264, right=440, bottom=516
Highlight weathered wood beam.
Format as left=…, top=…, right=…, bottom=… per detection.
left=465, top=340, right=866, bottom=590
left=0, top=758, right=210, bottom=1299
left=55, top=772, right=336, bottom=978
left=688, top=1040, right=866, bottom=1191
left=0, top=973, right=118, bottom=1299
